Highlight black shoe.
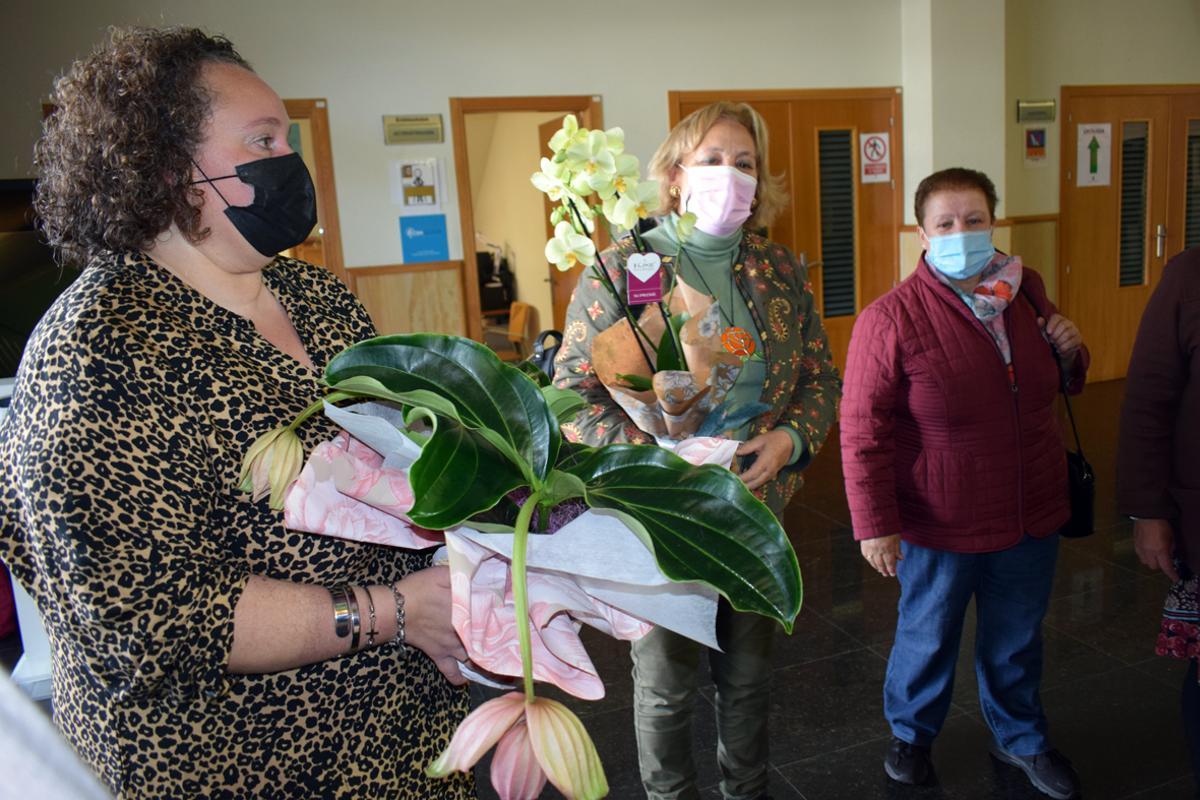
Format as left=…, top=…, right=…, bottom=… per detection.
left=884, top=736, right=932, bottom=785
left=990, top=747, right=1080, bottom=799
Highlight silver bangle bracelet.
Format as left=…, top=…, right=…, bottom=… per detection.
left=330, top=585, right=352, bottom=640
left=347, top=586, right=361, bottom=652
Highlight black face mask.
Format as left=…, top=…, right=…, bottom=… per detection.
left=190, top=152, right=317, bottom=257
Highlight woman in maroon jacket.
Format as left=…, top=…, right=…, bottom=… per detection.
left=1117, top=245, right=1200, bottom=792
left=840, top=168, right=1088, bottom=800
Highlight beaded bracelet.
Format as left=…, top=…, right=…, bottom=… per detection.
left=390, top=581, right=408, bottom=658
left=363, top=586, right=380, bottom=648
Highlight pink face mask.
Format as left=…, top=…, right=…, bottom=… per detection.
left=681, top=165, right=758, bottom=237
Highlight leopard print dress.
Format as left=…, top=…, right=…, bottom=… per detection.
left=0, top=253, right=472, bottom=799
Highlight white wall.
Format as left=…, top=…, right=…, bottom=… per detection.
left=1005, top=0, right=1200, bottom=215
left=1, top=0, right=903, bottom=267
left=931, top=0, right=1007, bottom=217
left=901, top=0, right=1007, bottom=224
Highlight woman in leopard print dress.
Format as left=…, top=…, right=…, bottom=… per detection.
left=0, top=27, right=472, bottom=798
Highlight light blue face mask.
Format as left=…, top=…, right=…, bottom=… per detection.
left=925, top=230, right=995, bottom=280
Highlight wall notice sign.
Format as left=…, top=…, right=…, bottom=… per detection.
left=391, top=158, right=441, bottom=210
left=400, top=214, right=449, bottom=263
left=1076, top=123, right=1111, bottom=187
left=1024, top=127, right=1047, bottom=168
left=860, top=133, right=890, bottom=183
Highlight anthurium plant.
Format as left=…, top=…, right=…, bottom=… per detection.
left=245, top=333, right=802, bottom=799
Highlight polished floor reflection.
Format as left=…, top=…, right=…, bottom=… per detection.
left=477, top=379, right=1194, bottom=799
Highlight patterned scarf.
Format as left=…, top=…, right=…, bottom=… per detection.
left=931, top=253, right=1024, bottom=364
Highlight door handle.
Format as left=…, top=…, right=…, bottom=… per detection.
left=1156, top=224, right=1166, bottom=258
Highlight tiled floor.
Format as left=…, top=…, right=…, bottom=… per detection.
left=476, top=379, right=1196, bottom=799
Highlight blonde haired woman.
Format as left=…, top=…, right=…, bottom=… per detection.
left=554, top=101, right=841, bottom=800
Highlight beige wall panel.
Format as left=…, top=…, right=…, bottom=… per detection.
left=899, top=230, right=923, bottom=280
left=354, top=269, right=465, bottom=336
left=1010, top=220, right=1058, bottom=303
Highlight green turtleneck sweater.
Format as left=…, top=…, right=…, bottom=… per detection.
left=642, top=216, right=803, bottom=463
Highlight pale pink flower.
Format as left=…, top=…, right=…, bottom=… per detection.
left=239, top=425, right=305, bottom=509
left=428, top=691, right=608, bottom=800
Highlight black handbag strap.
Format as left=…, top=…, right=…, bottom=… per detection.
left=1019, top=291, right=1086, bottom=459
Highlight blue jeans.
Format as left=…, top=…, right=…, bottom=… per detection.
left=885, top=534, right=1059, bottom=756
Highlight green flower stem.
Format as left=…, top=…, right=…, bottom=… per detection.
left=656, top=300, right=687, bottom=372
left=658, top=249, right=688, bottom=372
left=600, top=193, right=687, bottom=372
left=565, top=197, right=657, bottom=374
left=512, top=489, right=542, bottom=701
left=288, top=391, right=355, bottom=431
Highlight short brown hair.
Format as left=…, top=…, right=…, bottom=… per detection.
left=648, top=101, right=787, bottom=231
left=34, top=26, right=251, bottom=265
left=913, top=167, right=998, bottom=227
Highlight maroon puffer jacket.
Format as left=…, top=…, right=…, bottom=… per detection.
left=840, top=259, right=1089, bottom=553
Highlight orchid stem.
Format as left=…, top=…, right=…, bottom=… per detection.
left=565, top=198, right=658, bottom=374
left=513, top=489, right=542, bottom=701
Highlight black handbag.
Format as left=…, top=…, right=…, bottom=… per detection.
left=1058, top=382, right=1096, bottom=538
left=527, top=329, right=563, bottom=380
left=1022, top=291, right=1095, bottom=538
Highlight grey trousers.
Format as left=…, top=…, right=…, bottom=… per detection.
left=631, top=607, right=775, bottom=800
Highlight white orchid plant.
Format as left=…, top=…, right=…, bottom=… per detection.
left=531, top=115, right=689, bottom=371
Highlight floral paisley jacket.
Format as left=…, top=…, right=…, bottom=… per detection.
left=553, top=231, right=841, bottom=515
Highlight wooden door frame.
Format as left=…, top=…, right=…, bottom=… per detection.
left=450, top=95, right=602, bottom=341
left=667, top=87, right=905, bottom=303
left=1057, top=83, right=1200, bottom=315
left=284, top=99, right=347, bottom=285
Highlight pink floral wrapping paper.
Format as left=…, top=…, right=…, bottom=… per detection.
left=282, top=405, right=728, bottom=700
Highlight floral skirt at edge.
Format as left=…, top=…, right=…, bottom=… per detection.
left=1157, top=560, right=1200, bottom=675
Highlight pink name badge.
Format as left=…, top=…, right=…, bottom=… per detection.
left=626, top=252, right=664, bottom=304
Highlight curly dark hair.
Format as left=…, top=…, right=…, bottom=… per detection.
left=34, top=26, right=251, bottom=265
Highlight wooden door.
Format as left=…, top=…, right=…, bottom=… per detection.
left=1059, top=87, right=1200, bottom=382
left=1166, top=92, right=1200, bottom=259
left=451, top=96, right=603, bottom=341
left=538, top=115, right=574, bottom=331
left=670, top=89, right=903, bottom=373
left=282, top=99, right=347, bottom=285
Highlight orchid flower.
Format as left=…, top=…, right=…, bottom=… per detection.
left=428, top=691, right=607, bottom=800
left=530, top=159, right=567, bottom=200
left=565, top=131, right=616, bottom=178
left=549, top=114, right=583, bottom=156
left=238, top=425, right=304, bottom=510
left=675, top=211, right=697, bottom=242
left=607, top=180, right=661, bottom=230
left=602, top=127, right=625, bottom=156
left=545, top=221, right=597, bottom=271
left=589, top=153, right=640, bottom=199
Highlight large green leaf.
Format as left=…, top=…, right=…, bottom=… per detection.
left=541, top=384, right=587, bottom=425
left=326, top=335, right=559, bottom=483
left=564, top=444, right=802, bottom=630
left=408, top=421, right=526, bottom=529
